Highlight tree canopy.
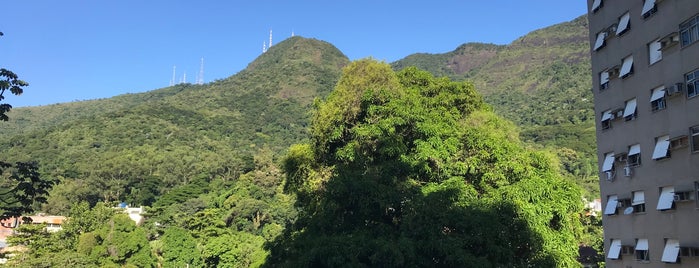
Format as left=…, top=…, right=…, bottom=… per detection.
left=267, top=59, right=583, bottom=267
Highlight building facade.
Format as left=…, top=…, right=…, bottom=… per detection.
left=588, top=0, right=699, bottom=266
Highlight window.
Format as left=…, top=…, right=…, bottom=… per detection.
left=652, top=135, right=671, bottom=160
left=620, top=56, right=634, bottom=79
left=601, top=110, right=613, bottom=130
left=657, top=186, right=675, bottom=210
left=641, top=0, right=657, bottom=19
left=601, top=152, right=615, bottom=180
left=650, top=86, right=666, bottom=112
left=632, top=191, right=645, bottom=213
left=662, top=239, right=680, bottom=263
left=623, top=98, right=637, bottom=121
left=604, top=195, right=618, bottom=215
left=635, top=238, right=650, bottom=261
left=622, top=245, right=635, bottom=255
left=670, top=136, right=689, bottom=150
left=692, top=126, right=699, bottom=153
left=608, top=239, right=622, bottom=259
left=600, top=70, right=610, bottom=90
left=627, top=144, right=641, bottom=167
left=594, top=31, right=607, bottom=51
left=617, top=12, right=631, bottom=36
left=648, top=39, right=662, bottom=64
left=591, top=0, right=602, bottom=13
left=680, top=15, right=699, bottom=47
left=687, top=69, right=699, bottom=98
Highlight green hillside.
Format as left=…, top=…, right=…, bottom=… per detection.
left=0, top=36, right=349, bottom=210
left=392, top=15, right=598, bottom=197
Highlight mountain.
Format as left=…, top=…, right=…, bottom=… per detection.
left=392, top=15, right=598, bottom=196
left=0, top=36, right=350, bottom=209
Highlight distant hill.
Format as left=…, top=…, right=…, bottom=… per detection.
left=0, top=36, right=350, bottom=208
left=392, top=15, right=598, bottom=196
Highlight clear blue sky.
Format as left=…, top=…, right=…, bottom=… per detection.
left=2, top=1, right=587, bottom=107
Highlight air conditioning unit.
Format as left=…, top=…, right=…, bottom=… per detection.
left=674, top=194, right=682, bottom=201
left=660, top=32, right=680, bottom=50
left=667, top=83, right=684, bottom=96
left=623, top=166, right=632, bottom=177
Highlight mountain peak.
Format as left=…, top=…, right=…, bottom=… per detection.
left=246, top=36, right=348, bottom=73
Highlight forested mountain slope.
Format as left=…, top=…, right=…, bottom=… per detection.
left=392, top=15, right=598, bottom=196
left=0, top=36, right=349, bottom=210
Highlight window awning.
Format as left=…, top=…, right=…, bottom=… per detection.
left=629, top=144, right=641, bottom=156
left=601, top=110, right=613, bottom=122
left=602, top=152, right=615, bottom=172
left=662, top=239, right=680, bottom=263
left=604, top=195, right=618, bottom=215
left=632, top=191, right=645, bottom=205
left=591, top=0, right=602, bottom=11
left=649, top=40, right=662, bottom=63
left=594, top=32, right=607, bottom=51
left=652, top=135, right=670, bottom=159
left=623, top=99, right=637, bottom=117
left=651, top=86, right=666, bottom=102
left=657, top=186, right=675, bottom=210
left=600, top=71, right=610, bottom=85
left=620, top=56, right=634, bottom=77
left=636, top=238, right=649, bottom=251
left=617, top=13, right=631, bottom=35
left=642, top=0, right=656, bottom=16
left=608, top=239, right=622, bottom=259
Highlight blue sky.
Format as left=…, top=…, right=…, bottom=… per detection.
left=2, top=1, right=587, bottom=107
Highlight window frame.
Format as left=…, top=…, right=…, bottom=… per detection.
left=680, top=15, right=699, bottom=48
left=620, top=55, right=634, bottom=79
left=653, top=135, right=671, bottom=160
left=686, top=69, right=699, bottom=99
left=657, top=186, right=676, bottom=211
left=600, top=70, right=610, bottom=90
left=635, top=238, right=650, bottom=262
left=617, top=12, right=631, bottom=36
left=591, top=0, right=603, bottom=13
left=650, top=86, right=667, bottom=112
left=662, top=239, right=680, bottom=263
left=692, top=126, right=699, bottom=153
left=648, top=39, right=662, bottom=65
left=623, top=98, right=637, bottom=121
left=627, top=144, right=641, bottom=167
left=632, top=190, right=646, bottom=213
left=641, top=0, right=658, bottom=19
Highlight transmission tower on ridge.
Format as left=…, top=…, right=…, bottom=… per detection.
left=269, top=29, right=273, bottom=47
left=263, top=41, right=267, bottom=53
left=197, top=57, right=204, bottom=85
left=170, top=65, right=176, bottom=86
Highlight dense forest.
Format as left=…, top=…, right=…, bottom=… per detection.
left=0, top=15, right=601, bottom=267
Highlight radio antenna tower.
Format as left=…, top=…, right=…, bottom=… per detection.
left=181, top=72, right=186, bottom=84
left=269, top=29, right=273, bottom=47
left=263, top=41, right=267, bottom=53
left=196, top=57, right=204, bottom=85
left=170, top=65, right=176, bottom=86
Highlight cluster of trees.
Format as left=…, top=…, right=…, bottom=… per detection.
left=266, top=60, right=584, bottom=267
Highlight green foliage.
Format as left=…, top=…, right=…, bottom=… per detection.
left=161, top=226, right=202, bottom=267
left=268, top=60, right=583, bottom=267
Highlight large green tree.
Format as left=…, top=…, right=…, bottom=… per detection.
left=267, top=60, right=583, bottom=267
